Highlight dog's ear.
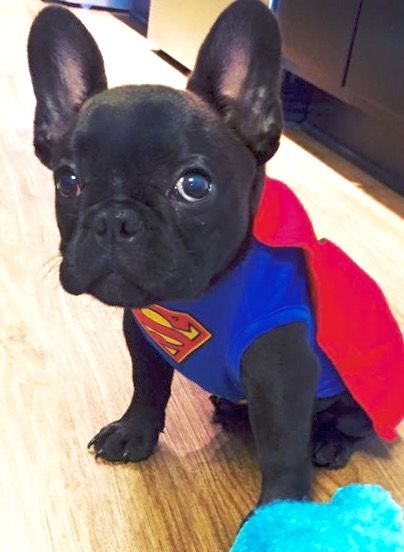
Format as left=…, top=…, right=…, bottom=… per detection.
left=28, top=7, right=107, bottom=168
left=187, top=0, right=282, bottom=164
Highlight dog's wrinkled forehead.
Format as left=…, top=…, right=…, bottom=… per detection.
left=73, top=85, right=219, bottom=170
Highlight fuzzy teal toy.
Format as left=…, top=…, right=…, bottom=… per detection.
left=231, top=484, right=404, bottom=552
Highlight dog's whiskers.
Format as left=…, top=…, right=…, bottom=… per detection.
left=39, top=255, right=61, bottom=284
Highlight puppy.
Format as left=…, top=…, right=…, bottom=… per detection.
left=28, top=0, right=380, bottom=510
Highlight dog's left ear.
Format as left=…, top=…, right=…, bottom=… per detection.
left=28, top=7, right=107, bottom=168
left=187, top=0, right=282, bottom=164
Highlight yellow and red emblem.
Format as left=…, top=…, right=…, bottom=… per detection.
left=132, top=305, right=212, bottom=363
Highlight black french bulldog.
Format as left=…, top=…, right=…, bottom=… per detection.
left=28, top=0, right=373, bottom=509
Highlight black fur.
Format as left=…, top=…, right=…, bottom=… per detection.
left=28, top=6, right=107, bottom=167
left=28, top=0, right=374, bottom=516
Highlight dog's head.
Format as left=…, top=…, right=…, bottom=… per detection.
left=28, top=0, right=282, bottom=308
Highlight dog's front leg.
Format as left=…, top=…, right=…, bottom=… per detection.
left=88, top=309, right=174, bottom=463
left=241, top=322, right=318, bottom=505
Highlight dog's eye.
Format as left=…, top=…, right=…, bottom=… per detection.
left=174, top=173, right=212, bottom=202
left=55, top=169, right=81, bottom=198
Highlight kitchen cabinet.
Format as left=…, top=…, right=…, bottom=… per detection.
left=278, top=0, right=361, bottom=95
left=278, top=0, right=404, bottom=193
left=344, top=1, right=404, bottom=125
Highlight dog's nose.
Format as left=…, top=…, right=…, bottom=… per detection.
left=93, top=207, right=142, bottom=243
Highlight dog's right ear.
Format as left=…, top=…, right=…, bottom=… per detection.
left=28, top=7, right=107, bottom=168
left=187, top=0, right=282, bottom=165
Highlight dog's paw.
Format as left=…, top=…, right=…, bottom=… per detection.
left=88, top=417, right=160, bottom=463
left=312, top=432, right=354, bottom=469
left=209, top=395, right=250, bottom=433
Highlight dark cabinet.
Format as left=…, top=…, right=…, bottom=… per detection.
left=344, top=1, right=404, bottom=124
left=278, top=0, right=361, bottom=94
left=278, top=0, right=404, bottom=128
left=277, top=0, right=404, bottom=193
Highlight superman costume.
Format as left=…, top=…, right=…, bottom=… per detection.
left=133, top=177, right=404, bottom=441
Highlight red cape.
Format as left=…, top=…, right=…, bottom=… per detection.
left=253, top=177, right=404, bottom=441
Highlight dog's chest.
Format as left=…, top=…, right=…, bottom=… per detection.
left=132, top=240, right=345, bottom=400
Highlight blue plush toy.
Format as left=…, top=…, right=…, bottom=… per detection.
left=231, top=484, right=404, bottom=552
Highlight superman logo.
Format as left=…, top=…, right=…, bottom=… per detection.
left=132, top=305, right=212, bottom=363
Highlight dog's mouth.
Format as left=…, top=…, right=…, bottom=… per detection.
left=58, top=229, right=229, bottom=308
left=60, top=263, right=157, bottom=308
left=61, top=262, right=215, bottom=309
left=87, top=272, right=152, bottom=307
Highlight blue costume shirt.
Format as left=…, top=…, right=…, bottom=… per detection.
left=133, top=239, right=346, bottom=401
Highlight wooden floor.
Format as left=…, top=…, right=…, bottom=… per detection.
left=1, top=1, right=403, bottom=551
